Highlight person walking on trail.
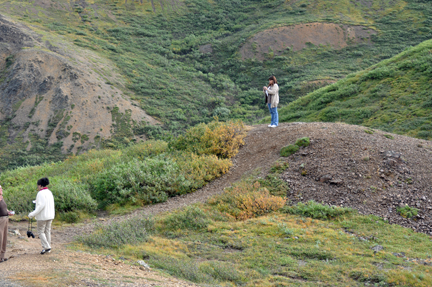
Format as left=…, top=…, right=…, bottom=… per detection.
left=263, top=75, right=279, bottom=128
left=28, top=177, right=55, bottom=255
left=0, top=185, right=14, bottom=262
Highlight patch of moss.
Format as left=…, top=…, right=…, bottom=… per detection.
left=280, top=144, right=299, bottom=157
left=295, top=137, right=310, bottom=147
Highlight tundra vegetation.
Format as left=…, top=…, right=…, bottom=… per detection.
left=77, top=165, right=432, bottom=286
left=1, top=0, right=432, bottom=285
left=2, top=120, right=246, bottom=218
left=0, top=0, right=432, bottom=170
left=274, top=39, right=432, bottom=140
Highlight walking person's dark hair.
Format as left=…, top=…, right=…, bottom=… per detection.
left=268, top=75, right=277, bottom=85
left=37, top=177, right=49, bottom=187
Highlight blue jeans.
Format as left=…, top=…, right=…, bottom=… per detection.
left=268, top=104, right=278, bottom=126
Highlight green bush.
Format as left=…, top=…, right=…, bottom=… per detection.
left=396, top=205, right=418, bottom=219
left=282, top=201, right=353, bottom=220
left=50, top=179, right=97, bottom=213
left=280, top=144, right=299, bottom=157
left=163, top=205, right=212, bottom=231
left=59, top=211, right=80, bottom=223
left=295, top=137, right=310, bottom=147
left=89, top=157, right=177, bottom=209
left=79, top=216, right=155, bottom=248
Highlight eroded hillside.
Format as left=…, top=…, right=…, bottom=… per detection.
left=0, top=14, right=157, bottom=168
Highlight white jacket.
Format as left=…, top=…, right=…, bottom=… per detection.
left=29, top=188, right=55, bottom=221
left=267, top=84, right=279, bottom=108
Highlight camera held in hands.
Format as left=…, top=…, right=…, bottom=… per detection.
left=27, top=230, right=35, bottom=238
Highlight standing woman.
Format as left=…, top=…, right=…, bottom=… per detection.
left=0, top=185, right=14, bottom=263
left=28, top=177, right=55, bottom=255
left=263, top=75, right=279, bottom=127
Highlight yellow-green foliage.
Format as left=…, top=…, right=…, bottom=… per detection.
left=2, top=120, right=243, bottom=216
left=170, top=119, right=246, bottom=158
left=208, top=181, right=286, bottom=220
left=173, top=152, right=232, bottom=189
left=77, top=174, right=432, bottom=286
left=92, top=208, right=432, bottom=286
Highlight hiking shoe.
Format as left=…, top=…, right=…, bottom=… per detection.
left=41, top=249, right=51, bottom=254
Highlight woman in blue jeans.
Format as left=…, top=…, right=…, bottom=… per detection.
left=263, top=75, right=279, bottom=127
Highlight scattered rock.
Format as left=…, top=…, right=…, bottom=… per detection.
left=371, top=245, right=384, bottom=254
left=298, top=260, right=307, bottom=267
left=392, top=252, right=406, bottom=258
left=319, top=174, right=332, bottom=183
left=137, top=260, right=151, bottom=270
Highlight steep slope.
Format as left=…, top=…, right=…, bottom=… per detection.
left=0, top=14, right=157, bottom=169
left=275, top=39, right=432, bottom=140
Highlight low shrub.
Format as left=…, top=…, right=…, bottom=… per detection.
left=172, top=152, right=231, bottom=193
left=150, top=255, right=215, bottom=284
left=163, top=205, right=212, bottom=231
left=90, top=157, right=175, bottom=209
left=123, top=140, right=168, bottom=160
left=59, top=211, right=80, bottom=223
left=50, top=179, right=97, bottom=213
left=280, top=144, right=299, bottom=157
left=280, top=137, right=310, bottom=157
left=79, top=216, right=155, bottom=248
left=269, top=161, right=289, bottom=174
left=282, top=201, right=353, bottom=220
left=208, top=181, right=286, bottom=220
left=295, top=137, right=310, bottom=147
left=169, top=119, right=246, bottom=159
left=396, top=205, right=418, bottom=219
left=258, top=174, right=289, bottom=197
left=90, top=152, right=231, bottom=209
left=289, top=247, right=334, bottom=260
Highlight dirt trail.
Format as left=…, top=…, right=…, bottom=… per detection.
left=3, top=122, right=431, bottom=286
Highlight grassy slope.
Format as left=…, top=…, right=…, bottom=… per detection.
left=1, top=0, right=432, bottom=134
left=77, top=170, right=432, bottom=287
left=274, top=39, right=432, bottom=140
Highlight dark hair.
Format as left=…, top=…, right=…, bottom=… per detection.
left=37, top=177, right=49, bottom=187
left=268, top=75, right=277, bottom=85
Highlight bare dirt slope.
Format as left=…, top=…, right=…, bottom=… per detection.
left=3, top=122, right=432, bottom=286
left=240, top=23, right=377, bottom=61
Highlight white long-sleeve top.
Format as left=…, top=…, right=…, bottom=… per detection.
left=29, top=188, right=55, bottom=221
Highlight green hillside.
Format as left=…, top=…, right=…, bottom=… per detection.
left=275, top=39, right=432, bottom=140
left=2, top=0, right=432, bottom=136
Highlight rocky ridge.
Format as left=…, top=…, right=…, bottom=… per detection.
left=280, top=123, right=432, bottom=234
